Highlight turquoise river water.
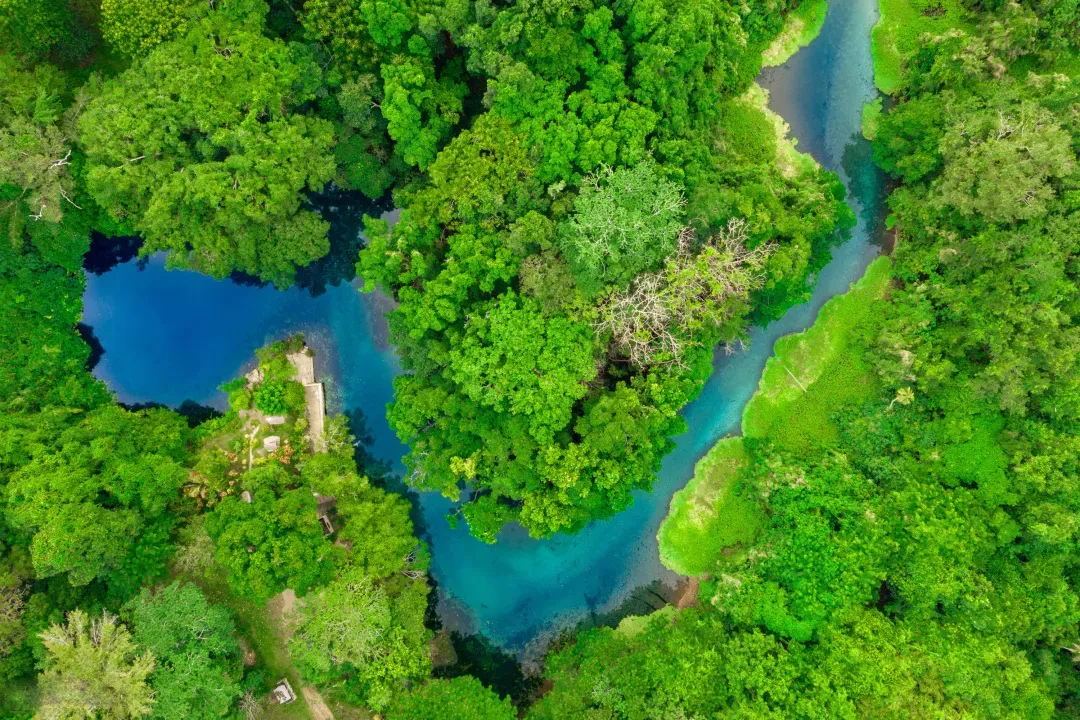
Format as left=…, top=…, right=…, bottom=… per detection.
left=82, top=0, right=885, bottom=653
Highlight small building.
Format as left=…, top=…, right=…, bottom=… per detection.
left=265, top=415, right=287, bottom=426
left=272, top=678, right=296, bottom=704
left=314, top=493, right=336, bottom=536
left=262, top=435, right=281, bottom=452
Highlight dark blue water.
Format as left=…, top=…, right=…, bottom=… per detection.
left=82, top=0, right=884, bottom=653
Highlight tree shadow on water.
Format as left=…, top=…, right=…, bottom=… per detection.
left=83, top=233, right=144, bottom=275
left=294, top=187, right=394, bottom=297
left=77, top=323, right=105, bottom=372
left=120, top=400, right=223, bottom=427
left=435, top=631, right=540, bottom=706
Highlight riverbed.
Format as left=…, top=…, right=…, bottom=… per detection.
left=82, top=0, right=885, bottom=653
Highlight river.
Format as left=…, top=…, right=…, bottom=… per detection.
left=81, top=0, right=884, bottom=654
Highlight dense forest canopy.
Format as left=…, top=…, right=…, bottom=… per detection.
left=2, top=0, right=1080, bottom=717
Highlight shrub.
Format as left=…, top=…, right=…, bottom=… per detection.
left=254, top=381, right=289, bottom=416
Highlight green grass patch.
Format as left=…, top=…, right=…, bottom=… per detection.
left=861, top=97, right=883, bottom=140
left=657, top=438, right=765, bottom=575
left=762, top=0, right=829, bottom=67
left=871, top=0, right=969, bottom=93
left=742, top=256, right=892, bottom=453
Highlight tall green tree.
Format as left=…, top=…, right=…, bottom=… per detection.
left=79, top=0, right=336, bottom=285
left=288, top=564, right=431, bottom=711
left=2, top=406, right=189, bottom=598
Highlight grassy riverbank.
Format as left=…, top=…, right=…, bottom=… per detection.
left=762, top=0, right=828, bottom=67
left=658, top=257, right=893, bottom=575
left=742, top=256, right=891, bottom=452
left=870, top=0, right=967, bottom=93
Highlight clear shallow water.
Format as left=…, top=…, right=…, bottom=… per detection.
left=81, top=0, right=884, bottom=653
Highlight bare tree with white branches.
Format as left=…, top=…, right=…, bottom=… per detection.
left=595, top=218, right=773, bottom=369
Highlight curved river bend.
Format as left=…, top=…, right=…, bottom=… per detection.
left=82, top=0, right=885, bottom=652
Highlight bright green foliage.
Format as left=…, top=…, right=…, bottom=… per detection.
left=2, top=406, right=189, bottom=597
left=871, top=0, right=968, bottom=93
left=36, top=610, right=156, bottom=720
left=203, top=485, right=341, bottom=601
left=934, top=101, right=1075, bottom=224
left=101, top=0, right=198, bottom=58
left=381, top=55, right=465, bottom=170
left=538, top=6, right=1080, bottom=717
left=557, top=159, right=685, bottom=296
left=742, top=256, right=890, bottom=452
left=453, top=0, right=767, bottom=183
left=253, top=380, right=291, bottom=416
left=657, top=438, right=763, bottom=575
left=301, top=0, right=466, bottom=187
left=288, top=564, right=431, bottom=711
left=0, top=239, right=107, bottom=412
left=127, top=582, right=242, bottom=720
left=360, top=38, right=844, bottom=538
left=387, top=677, right=515, bottom=720
left=79, top=1, right=336, bottom=286
left=448, top=292, right=596, bottom=444
left=299, top=445, right=423, bottom=580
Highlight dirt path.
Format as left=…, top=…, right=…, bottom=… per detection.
left=675, top=576, right=701, bottom=609
left=301, top=687, right=335, bottom=720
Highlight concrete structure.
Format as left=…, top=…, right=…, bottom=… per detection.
left=287, top=350, right=327, bottom=453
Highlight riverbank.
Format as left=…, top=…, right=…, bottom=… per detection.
left=658, top=256, right=893, bottom=574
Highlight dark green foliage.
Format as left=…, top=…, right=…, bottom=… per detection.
left=253, top=380, right=290, bottom=416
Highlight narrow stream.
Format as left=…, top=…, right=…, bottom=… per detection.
left=81, top=0, right=885, bottom=653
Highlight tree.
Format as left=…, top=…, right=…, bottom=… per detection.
left=127, top=582, right=243, bottom=720
left=595, top=219, right=772, bottom=368
left=934, top=101, right=1075, bottom=224
left=447, top=292, right=596, bottom=445
left=35, top=610, right=155, bottom=720
left=387, top=677, right=515, bottom=720
left=204, top=487, right=340, bottom=601
left=557, top=159, right=686, bottom=296
left=79, top=0, right=336, bottom=285
left=0, top=0, right=69, bottom=61
left=100, top=0, right=198, bottom=58
left=3, top=406, right=189, bottom=598
left=288, top=564, right=431, bottom=710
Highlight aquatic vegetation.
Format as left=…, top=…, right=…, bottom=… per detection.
left=742, top=256, right=891, bottom=452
